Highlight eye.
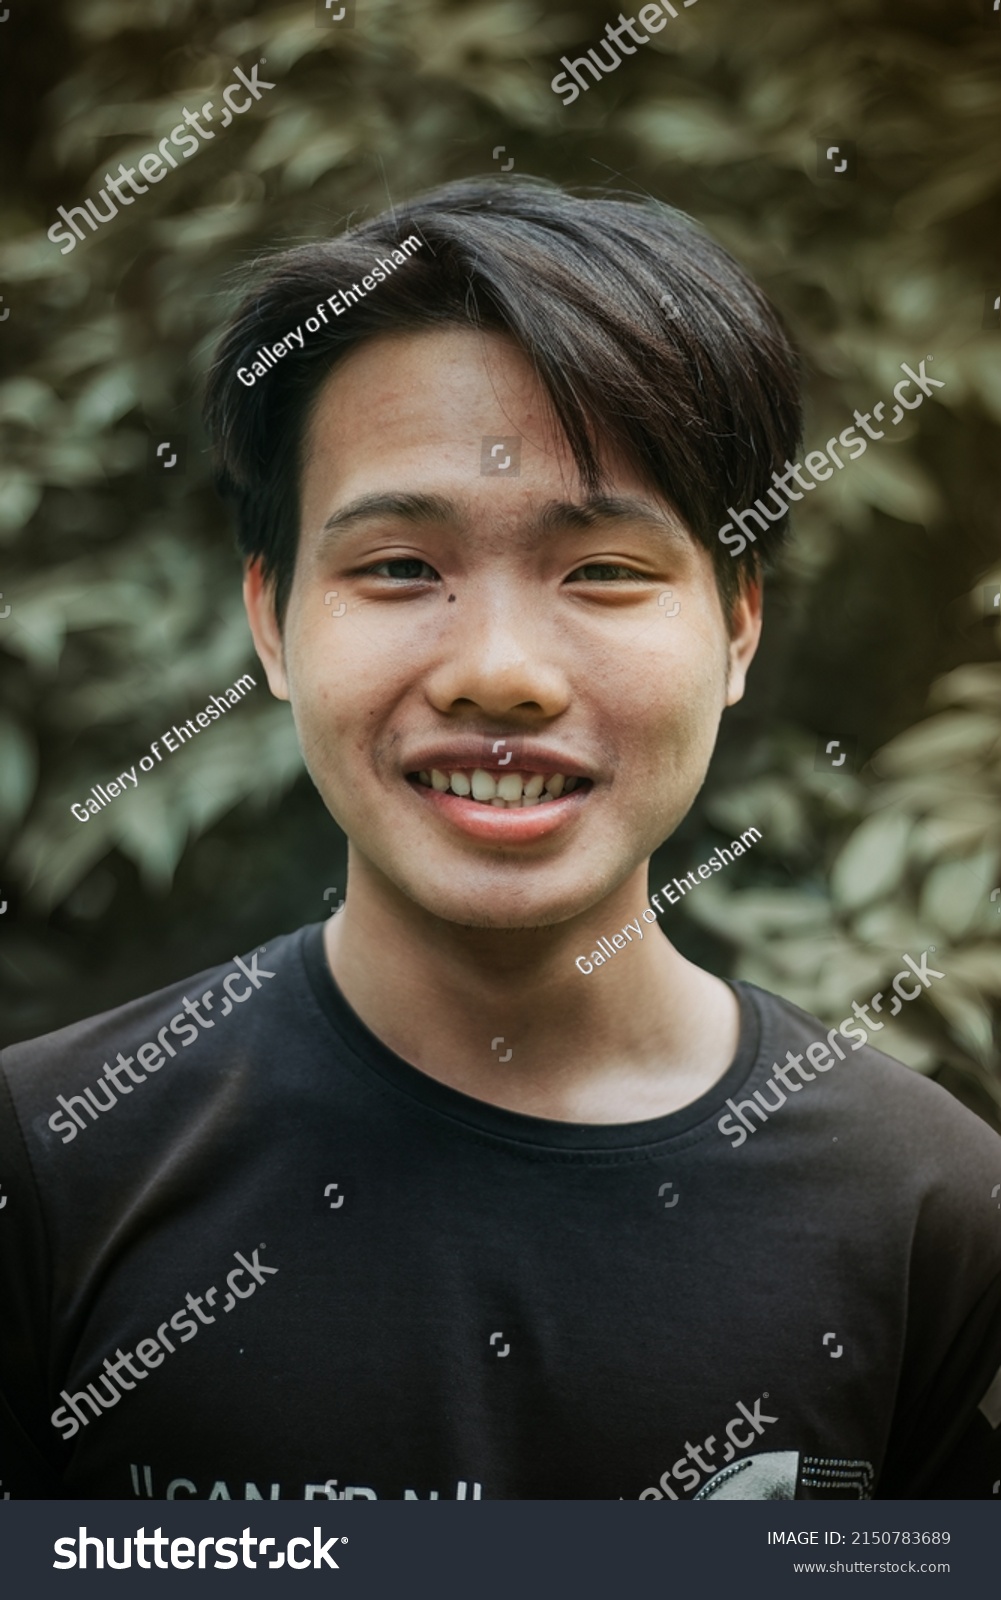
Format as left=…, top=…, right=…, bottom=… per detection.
left=364, top=558, right=440, bottom=581
left=565, top=563, right=647, bottom=582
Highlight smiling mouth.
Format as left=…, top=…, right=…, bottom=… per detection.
left=406, top=768, right=589, bottom=809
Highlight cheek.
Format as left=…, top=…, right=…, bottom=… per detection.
left=618, top=633, right=727, bottom=771
left=283, top=621, right=413, bottom=778
left=282, top=626, right=352, bottom=768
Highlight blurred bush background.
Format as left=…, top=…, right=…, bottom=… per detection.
left=1, top=0, right=999, bottom=1127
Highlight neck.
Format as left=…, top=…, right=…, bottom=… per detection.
left=322, top=858, right=740, bottom=1124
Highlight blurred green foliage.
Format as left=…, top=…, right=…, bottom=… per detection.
left=0, top=0, right=999, bottom=1123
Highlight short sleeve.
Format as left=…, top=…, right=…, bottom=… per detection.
left=0, top=1061, right=66, bottom=1495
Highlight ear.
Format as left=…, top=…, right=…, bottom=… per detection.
left=243, top=560, right=290, bottom=702
left=724, top=576, right=763, bottom=707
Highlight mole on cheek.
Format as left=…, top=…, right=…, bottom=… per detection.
left=447, top=594, right=456, bottom=602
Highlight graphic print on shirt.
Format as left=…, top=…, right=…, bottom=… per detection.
left=638, top=1392, right=783, bottom=1498
left=693, top=1451, right=874, bottom=1500
left=129, top=1465, right=484, bottom=1501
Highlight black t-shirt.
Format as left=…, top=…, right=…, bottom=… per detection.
left=1, top=923, right=1000, bottom=1501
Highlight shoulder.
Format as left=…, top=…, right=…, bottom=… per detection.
left=742, top=977, right=1000, bottom=1143
left=737, top=978, right=1001, bottom=1240
left=0, top=926, right=312, bottom=1155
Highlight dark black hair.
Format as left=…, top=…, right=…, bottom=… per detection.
left=203, top=176, right=801, bottom=624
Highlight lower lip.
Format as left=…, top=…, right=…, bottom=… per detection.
left=408, top=779, right=590, bottom=843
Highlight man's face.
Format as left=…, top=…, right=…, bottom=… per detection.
left=245, top=327, right=760, bottom=930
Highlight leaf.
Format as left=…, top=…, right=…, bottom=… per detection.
left=0, top=471, right=43, bottom=536
left=623, top=104, right=749, bottom=164
left=919, top=857, right=1000, bottom=940
left=843, top=447, right=942, bottom=525
left=684, top=887, right=831, bottom=943
left=924, top=983, right=996, bottom=1067
left=831, top=810, right=913, bottom=911
left=945, top=945, right=1001, bottom=997
left=873, top=713, right=1001, bottom=778
left=0, top=713, right=38, bottom=838
left=927, top=663, right=1001, bottom=715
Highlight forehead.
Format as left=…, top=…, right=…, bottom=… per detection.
left=298, top=326, right=666, bottom=537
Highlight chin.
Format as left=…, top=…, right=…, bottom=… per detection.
left=386, top=858, right=626, bottom=935
left=428, top=907, right=568, bottom=933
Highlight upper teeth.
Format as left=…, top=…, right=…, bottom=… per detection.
left=416, top=768, right=579, bottom=806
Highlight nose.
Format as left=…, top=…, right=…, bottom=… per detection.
left=422, top=592, right=571, bottom=722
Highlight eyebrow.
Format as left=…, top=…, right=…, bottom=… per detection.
left=317, top=490, right=689, bottom=553
left=534, top=495, right=688, bottom=548
left=320, top=492, right=460, bottom=541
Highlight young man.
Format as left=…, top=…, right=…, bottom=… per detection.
left=2, top=179, right=999, bottom=1502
